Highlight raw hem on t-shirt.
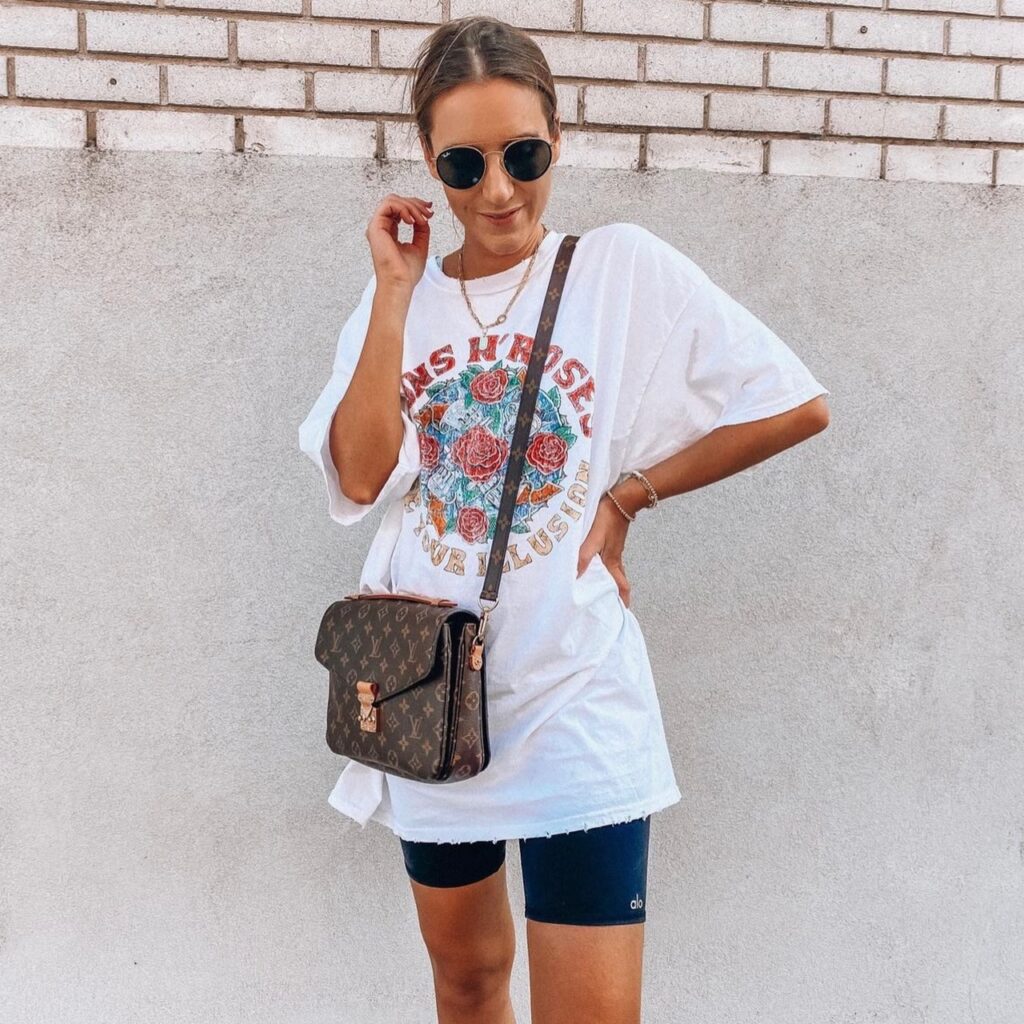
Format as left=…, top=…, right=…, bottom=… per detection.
left=328, top=783, right=684, bottom=844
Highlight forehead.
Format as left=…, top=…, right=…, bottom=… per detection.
left=429, top=78, right=549, bottom=149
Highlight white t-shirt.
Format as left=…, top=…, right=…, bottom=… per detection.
left=299, top=222, right=829, bottom=844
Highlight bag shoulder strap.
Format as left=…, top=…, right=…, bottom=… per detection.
left=479, top=232, right=579, bottom=606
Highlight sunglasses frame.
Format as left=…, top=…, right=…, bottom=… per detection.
left=432, top=137, right=554, bottom=190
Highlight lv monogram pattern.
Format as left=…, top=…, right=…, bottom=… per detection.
left=316, top=595, right=490, bottom=783
left=481, top=234, right=579, bottom=603
left=313, top=236, right=578, bottom=783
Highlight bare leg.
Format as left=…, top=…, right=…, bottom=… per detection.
left=526, top=918, right=644, bottom=1024
left=408, top=860, right=518, bottom=1023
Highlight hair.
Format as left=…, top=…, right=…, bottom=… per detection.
left=407, top=16, right=559, bottom=152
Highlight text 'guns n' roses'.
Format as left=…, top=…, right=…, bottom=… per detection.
left=400, top=332, right=596, bottom=438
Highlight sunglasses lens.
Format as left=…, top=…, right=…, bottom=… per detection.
left=436, top=147, right=485, bottom=189
left=504, top=139, right=552, bottom=182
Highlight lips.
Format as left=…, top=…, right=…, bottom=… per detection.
left=480, top=207, right=522, bottom=223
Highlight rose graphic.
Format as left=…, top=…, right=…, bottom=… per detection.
left=525, top=432, right=568, bottom=475
left=419, top=432, right=441, bottom=471
left=452, top=424, right=509, bottom=484
left=457, top=506, right=489, bottom=544
left=469, top=368, right=509, bottom=404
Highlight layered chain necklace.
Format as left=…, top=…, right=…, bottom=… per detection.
left=457, top=223, right=549, bottom=333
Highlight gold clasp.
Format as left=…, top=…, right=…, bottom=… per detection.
left=356, top=679, right=380, bottom=733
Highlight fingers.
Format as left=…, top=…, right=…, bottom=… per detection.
left=371, top=193, right=434, bottom=233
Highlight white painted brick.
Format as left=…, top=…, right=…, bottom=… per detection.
left=378, top=26, right=432, bottom=68
left=311, top=0, right=440, bottom=22
left=647, top=42, right=763, bottom=88
left=710, top=91, right=824, bottom=134
left=1002, top=64, right=1024, bottom=102
left=96, top=108, right=234, bottom=151
left=450, top=0, right=574, bottom=31
left=0, top=5, right=77, bottom=50
left=710, top=3, right=826, bottom=48
left=166, top=64, right=305, bottom=108
left=244, top=114, right=376, bottom=157
left=995, top=148, right=1024, bottom=186
left=236, top=19, right=369, bottom=65
left=556, top=82, right=578, bottom=124
left=887, top=57, right=994, bottom=99
left=890, top=0, right=993, bottom=11
left=647, top=131, right=763, bottom=173
left=15, top=55, right=160, bottom=103
left=384, top=120, right=425, bottom=161
left=829, top=97, right=940, bottom=138
left=799, top=0, right=883, bottom=7
left=1004, top=0, right=1024, bottom=15
left=86, top=11, right=227, bottom=59
left=770, top=138, right=881, bottom=178
left=534, top=33, right=638, bottom=81
left=316, top=70, right=410, bottom=114
left=165, top=0, right=299, bottom=13
left=944, top=103, right=1024, bottom=143
left=0, top=105, right=84, bottom=147
left=948, top=18, right=1024, bottom=59
left=557, top=128, right=640, bottom=169
left=832, top=11, right=945, bottom=54
left=769, top=51, right=881, bottom=93
left=584, top=84, right=704, bottom=128
left=582, top=0, right=703, bottom=38
left=885, top=143, right=992, bottom=184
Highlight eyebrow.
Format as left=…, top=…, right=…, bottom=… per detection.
left=441, top=132, right=542, bottom=150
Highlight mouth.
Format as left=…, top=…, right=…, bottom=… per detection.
left=479, top=207, right=523, bottom=225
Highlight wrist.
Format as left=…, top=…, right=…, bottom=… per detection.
left=606, top=477, right=649, bottom=519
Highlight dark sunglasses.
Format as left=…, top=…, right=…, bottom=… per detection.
left=433, top=137, right=553, bottom=190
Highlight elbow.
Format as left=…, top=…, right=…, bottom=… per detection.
left=802, top=395, right=830, bottom=435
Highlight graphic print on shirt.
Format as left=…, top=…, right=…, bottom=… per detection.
left=399, top=330, right=596, bottom=579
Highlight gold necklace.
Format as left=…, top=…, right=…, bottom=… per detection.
left=457, top=224, right=548, bottom=334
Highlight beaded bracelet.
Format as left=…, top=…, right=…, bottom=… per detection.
left=603, top=469, right=660, bottom=523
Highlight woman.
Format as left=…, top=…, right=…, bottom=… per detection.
left=299, top=15, right=831, bottom=1024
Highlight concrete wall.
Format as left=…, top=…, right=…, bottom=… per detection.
left=1, top=142, right=1022, bottom=1022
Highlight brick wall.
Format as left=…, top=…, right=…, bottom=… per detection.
left=1, top=0, right=1023, bottom=187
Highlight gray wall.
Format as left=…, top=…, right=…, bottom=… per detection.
left=2, top=144, right=1022, bottom=1023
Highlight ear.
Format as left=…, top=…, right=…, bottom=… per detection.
left=550, top=115, right=562, bottom=165
left=419, top=133, right=440, bottom=182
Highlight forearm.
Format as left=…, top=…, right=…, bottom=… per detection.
left=329, top=286, right=413, bottom=503
left=610, top=396, right=830, bottom=516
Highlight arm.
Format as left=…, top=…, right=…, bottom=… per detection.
left=329, top=286, right=414, bottom=505
left=608, top=395, right=831, bottom=516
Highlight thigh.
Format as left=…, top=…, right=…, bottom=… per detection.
left=520, top=817, right=650, bottom=1024
left=518, top=815, right=651, bottom=927
left=400, top=837, right=516, bottom=972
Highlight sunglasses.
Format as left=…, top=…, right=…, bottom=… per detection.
left=433, top=137, right=553, bottom=190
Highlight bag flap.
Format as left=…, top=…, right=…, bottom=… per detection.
left=315, top=597, right=459, bottom=703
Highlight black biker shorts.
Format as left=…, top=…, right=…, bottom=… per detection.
left=399, top=815, right=651, bottom=926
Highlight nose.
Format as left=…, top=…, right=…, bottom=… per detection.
left=479, top=151, right=516, bottom=207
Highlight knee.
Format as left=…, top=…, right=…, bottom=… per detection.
left=430, top=944, right=515, bottom=1010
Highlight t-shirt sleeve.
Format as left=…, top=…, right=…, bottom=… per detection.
left=298, top=275, right=421, bottom=525
left=623, top=257, right=830, bottom=471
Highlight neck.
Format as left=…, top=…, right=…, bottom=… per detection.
left=456, top=223, right=547, bottom=280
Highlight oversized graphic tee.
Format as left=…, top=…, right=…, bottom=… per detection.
left=299, top=223, right=830, bottom=843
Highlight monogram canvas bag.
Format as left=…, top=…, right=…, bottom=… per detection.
left=314, top=234, right=579, bottom=784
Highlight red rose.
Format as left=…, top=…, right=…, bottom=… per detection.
left=419, top=431, right=441, bottom=471
left=469, top=368, right=509, bottom=404
left=457, top=507, right=489, bottom=544
left=452, top=424, right=509, bottom=483
left=526, top=432, right=568, bottom=475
